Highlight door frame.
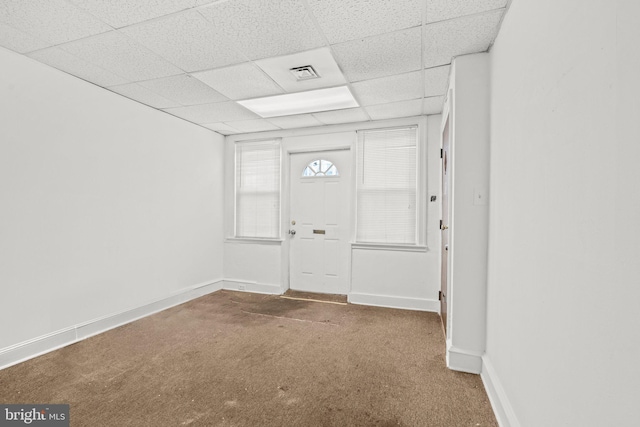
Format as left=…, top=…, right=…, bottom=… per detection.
left=440, top=89, right=454, bottom=337
left=283, top=144, right=354, bottom=294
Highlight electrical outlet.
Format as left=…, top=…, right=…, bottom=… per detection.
left=239, top=284, right=246, bottom=291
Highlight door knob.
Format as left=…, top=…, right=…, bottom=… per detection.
left=441, top=224, right=449, bottom=230
left=289, top=230, right=296, bottom=236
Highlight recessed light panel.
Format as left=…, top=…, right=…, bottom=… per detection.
left=237, top=86, right=359, bottom=118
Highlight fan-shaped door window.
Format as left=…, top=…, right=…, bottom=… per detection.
left=302, top=159, right=339, bottom=177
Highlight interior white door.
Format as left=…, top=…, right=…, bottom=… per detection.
left=289, top=150, right=351, bottom=295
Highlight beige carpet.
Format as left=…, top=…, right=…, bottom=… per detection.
left=0, top=290, right=497, bottom=426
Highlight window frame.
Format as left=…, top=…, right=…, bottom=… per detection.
left=233, top=138, right=282, bottom=240
left=355, top=125, right=421, bottom=246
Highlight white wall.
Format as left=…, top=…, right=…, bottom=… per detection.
left=484, top=0, right=640, bottom=426
left=0, top=47, right=225, bottom=360
left=223, top=117, right=442, bottom=311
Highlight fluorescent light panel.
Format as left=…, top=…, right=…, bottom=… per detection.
left=237, top=86, right=359, bottom=118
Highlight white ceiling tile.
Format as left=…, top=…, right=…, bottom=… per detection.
left=0, top=0, right=111, bottom=45
left=312, top=108, right=369, bottom=125
left=423, top=96, right=445, bottom=115
left=267, top=114, right=324, bottom=129
left=202, top=123, right=241, bottom=135
left=28, top=46, right=129, bottom=87
left=426, top=0, right=507, bottom=23
left=138, top=74, right=228, bottom=106
left=0, top=23, right=50, bottom=53
left=108, top=83, right=181, bottom=109
left=198, top=0, right=325, bottom=60
left=255, top=48, right=346, bottom=93
left=164, top=101, right=259, bottom=124
left=365, top=99, right=423, bottom=120
left=223, top=119, right=281, bottom=133
left=192, top=62, right=284, bottom=100
left=194, top=0, right=219, bottom=5
left=424, top=10, right=504, bottom=68
left=59, top=31, right=183, bottom=82
left=68, top=0, right=197, bottom=28
left=332, top=27, right=422, bottom=82
left=424, top=65, right=450, bottom=98
left=307, top=0, right=422, bottom=44
left=352, top=71, right=423, bottom=106
left=121, top=10, right=246, bottom=73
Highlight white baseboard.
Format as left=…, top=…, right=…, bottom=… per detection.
left=222, top=279, right=283, bottom=295
left=446, top=344, right=483, bottom=374
left=348, top=292, right=439, bottom=312
left=481, top=356, right=521, bottom=427
left=0, top=279, right=223, bottom=371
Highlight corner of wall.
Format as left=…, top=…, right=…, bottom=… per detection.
left=481, top=355, right=521, bottom=427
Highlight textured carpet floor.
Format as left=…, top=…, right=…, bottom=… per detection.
left=0, top=291, right=497, bottom=426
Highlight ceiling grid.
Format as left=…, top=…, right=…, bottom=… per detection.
left=0, top=0, right=508, bottom=135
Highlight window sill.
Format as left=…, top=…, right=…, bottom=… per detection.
left=351, top=242, right=428, bottom=252
left=225, top=237, right=283, bottom=245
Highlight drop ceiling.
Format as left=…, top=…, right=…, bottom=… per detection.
left=0, top=0, right=508, bottom=135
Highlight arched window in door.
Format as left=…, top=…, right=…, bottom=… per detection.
left=302, top=159, right=339, bottom=177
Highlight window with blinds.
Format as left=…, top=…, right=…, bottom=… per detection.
left=356, top=127, right=418, bottom=244
left=235, top=139, right=281, bottom=238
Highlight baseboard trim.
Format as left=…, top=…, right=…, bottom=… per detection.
left=348, top=292, right=439, bottom=312
left=222, top=279, right=283, bottom=295
left=446, top=344, right=483, bottom=374
left=0, top=279, right=224, bottom=371
left=481, top=356, right=521, bottom=427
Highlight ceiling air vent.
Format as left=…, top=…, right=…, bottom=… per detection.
left=289, top=65, right=320, bottom=81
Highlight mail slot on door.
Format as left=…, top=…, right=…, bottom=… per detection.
left=313, top=229, right=326, bottom=234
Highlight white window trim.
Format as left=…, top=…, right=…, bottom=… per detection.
left=234, top=138, right=282, bottom=239
left=351, top=242, right=428, bottom=252
left=354, top=125, right=423, bottom=246
left=225, top=237, right=283, bottom=245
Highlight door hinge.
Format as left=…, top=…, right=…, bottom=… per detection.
left=440, top=148, right=443, bottom=158
left=439, top=290, right=442, bottom=301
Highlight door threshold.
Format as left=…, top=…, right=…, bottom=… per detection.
left=282, top=290, right=348, bottom=305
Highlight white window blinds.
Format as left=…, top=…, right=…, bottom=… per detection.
left=356, top=127, right=417, bottom=244
left=235, top=140, right=281, bottom=238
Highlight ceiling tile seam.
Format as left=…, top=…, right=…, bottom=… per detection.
left=109, top=82, right=197, bottom=108
left=59, top=0, right=118, bottom=32
left=104, top=72, right=185, bottom=88
left=222, top=120, right=284, bottom=132
left=22, top=26, right=114, bottom=55
left=364, top=95, right=425, bottom=108
left=102, top=88, right=187, bottom=122
left=212, top=123, right=243, bottom=133
left=0, top=24, right=53, bottom=54
left=112, top=28, right=194, bottom=75
left=424, top=7, right=507, bottom=27
left=347, top=65, right=425, bottom=83
left=76, top=1, right=207, bottom=31
left=243, top=62, right=288, bottom=98
left=192, top=8, right=253, bottom=70
left=346, top=62, right=424, bottom=84
left=24, top=57, right=136, bottom=98
left=298, top=0, right=371, bottom=121
left=27, top=45, right=133, bottom=86
left=424, top=64, right=452, bottom=72
left=328, top=24, right=423, bottom=48
left=107, top=84, right=178, bottom=107
left=109, top=74, right=232, bottom=107
left=309, top=110, right=364, bottom=126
